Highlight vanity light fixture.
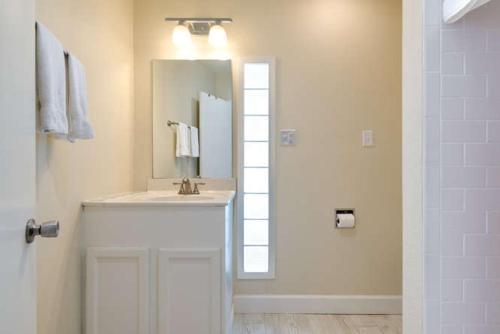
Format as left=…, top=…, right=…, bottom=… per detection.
left=165, top=17, right=232, bottom=47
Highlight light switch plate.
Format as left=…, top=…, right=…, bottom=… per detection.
left=280, top=129, right=296, bottom=146
left=362, top=130, right=374, bottom=147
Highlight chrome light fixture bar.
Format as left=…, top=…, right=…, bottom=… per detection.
left=165, top=17, right=233, bottom=35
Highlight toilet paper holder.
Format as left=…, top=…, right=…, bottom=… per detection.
left=335, top=209, right=355, bottom=229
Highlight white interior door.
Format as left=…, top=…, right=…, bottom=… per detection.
left=0, top=1, right=37, bottom=334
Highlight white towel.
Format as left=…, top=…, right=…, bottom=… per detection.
left=176, top=123, right=191, bottom=157
left=190, top=126, right=200, bottom=158
left=36, top=22, right=68, bottom=135
left=67, top=53, right=94, bottom=141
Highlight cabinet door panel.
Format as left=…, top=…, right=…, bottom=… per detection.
left=86, top=248, right=150, bottom=334
left=158, top=249, right=221, bottom=334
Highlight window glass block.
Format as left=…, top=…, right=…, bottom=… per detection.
left=244, top=220, right=269, bottom=245
left=241, top=61, right=272, bottom=276
left=244, top=142, right=269, bottom=167
left=244, top=168, right=269, bottom=193
left=244, top=116, right=269, bottom=141
left=244, top=90, right=269, bottom=115
left=244, top=246, right=269, bottom=273
left=244, top=63, right=269, bottom=89
left=244, top=194, right=269, bottom=219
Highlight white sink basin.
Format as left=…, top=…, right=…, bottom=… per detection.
left=150, top=195, right=214, bottom=202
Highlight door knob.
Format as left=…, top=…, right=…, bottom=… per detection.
left=25, top=219, right=60, bottom=243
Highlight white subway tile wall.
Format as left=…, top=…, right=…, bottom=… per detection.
left=424, top=0, right=500, bottom=332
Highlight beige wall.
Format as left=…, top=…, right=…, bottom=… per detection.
left=35, top=1, right=135, bottom=334
left=134, top=0, right=402, bottom=295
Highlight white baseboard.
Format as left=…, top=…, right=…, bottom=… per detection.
left=234, top=295, right=402, bottom=315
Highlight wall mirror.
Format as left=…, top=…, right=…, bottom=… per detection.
left=152, top=59, right=233, bottom=179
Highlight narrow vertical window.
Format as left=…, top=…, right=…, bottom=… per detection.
left=239, top=61, right=274, bottom=278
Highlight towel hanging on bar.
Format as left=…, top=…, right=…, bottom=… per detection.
left=175, top=122, right=192, bottom=157
left=36, top=22, right=68, bottom=135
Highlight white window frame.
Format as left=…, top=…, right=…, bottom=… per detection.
left=236, top=58, right=276, bottom=279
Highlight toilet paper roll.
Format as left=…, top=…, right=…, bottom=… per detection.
left=337, top=213, right=355, bottom=228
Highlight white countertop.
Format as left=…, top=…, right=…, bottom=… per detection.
left=82, top=190, right=236, bottom=208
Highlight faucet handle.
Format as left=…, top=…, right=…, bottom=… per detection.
left=193, top=182, right=206, bottom=195
left=173, top=180, right=185, bottom=194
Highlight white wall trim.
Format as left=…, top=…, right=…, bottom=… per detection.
left=403, top=0, right=424, bottom=332
left=234, top=295, right=402, bottom=315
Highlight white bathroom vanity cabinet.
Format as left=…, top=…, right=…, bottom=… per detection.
left=81, top=191, right=235, bottom=334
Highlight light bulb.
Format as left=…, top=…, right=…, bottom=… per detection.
left=208, top=24, right=227, bottom=48
left=172, top=23, right=192, bottom=47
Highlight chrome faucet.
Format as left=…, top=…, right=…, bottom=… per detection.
left=173, top=177, right=205, bottom=195
left=173, top=177, right=192, bottom=195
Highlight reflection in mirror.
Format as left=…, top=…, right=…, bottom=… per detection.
left=152, top=60, right=232, bottom=179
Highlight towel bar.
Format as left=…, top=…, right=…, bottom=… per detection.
left=167, top=120, right=193, bottom=128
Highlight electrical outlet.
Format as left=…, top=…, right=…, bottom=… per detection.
left=362, top=130, right=374, bottom=147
